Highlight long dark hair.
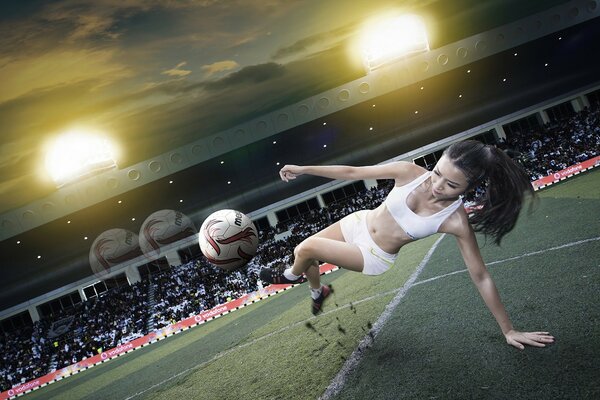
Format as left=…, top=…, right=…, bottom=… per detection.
left=443, top=140, right=536, bottom=245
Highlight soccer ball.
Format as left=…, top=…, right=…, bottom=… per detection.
left=139, top=209, right=197, bottom=259
left=89, top=228, right=142, bottom=278
left=199, top=209, right=259, bottom=271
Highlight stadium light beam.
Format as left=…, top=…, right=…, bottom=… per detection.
left=359, top=14, right=429, bottom=73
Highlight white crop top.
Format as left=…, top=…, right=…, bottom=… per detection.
left=383, top=171, right=463, bottom=240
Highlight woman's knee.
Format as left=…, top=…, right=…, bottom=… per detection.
left=294, top=238, right=318, bottom=260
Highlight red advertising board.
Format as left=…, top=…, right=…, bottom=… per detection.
left=531, top=156, right=600, bottom=189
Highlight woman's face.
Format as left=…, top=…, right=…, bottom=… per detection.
left=430, top=156, right=469, bottom=200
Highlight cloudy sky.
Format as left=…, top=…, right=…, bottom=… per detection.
left=0, top=0, right=439, bottom=212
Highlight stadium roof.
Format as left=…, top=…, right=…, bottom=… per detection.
left=1, top=0, right=599, bottom=312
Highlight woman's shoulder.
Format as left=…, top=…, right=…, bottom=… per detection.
left=439, top=203, right=471, bottom=237
left=393, top=162, right=429, bottom=185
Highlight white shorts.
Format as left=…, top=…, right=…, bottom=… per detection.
left=339, top=210, right=397, bottom=276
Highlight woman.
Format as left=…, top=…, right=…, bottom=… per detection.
left=259, top=140, right=554, bottom=350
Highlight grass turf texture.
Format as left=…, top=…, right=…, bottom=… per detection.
left=20, top=168, right=600, bottom=399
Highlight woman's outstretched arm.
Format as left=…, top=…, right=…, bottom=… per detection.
left=452, top=218, right=555, bottom=350
left=279, top=161, right=418, bottom=182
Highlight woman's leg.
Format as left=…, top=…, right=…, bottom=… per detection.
left=291, top=221, right=364, bottom=290
left=303, top=262, right=321, bottom=290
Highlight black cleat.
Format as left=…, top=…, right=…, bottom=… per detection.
left=259, top=268, right=306, bottom=285
left=312, top=285, right=333, bottom=315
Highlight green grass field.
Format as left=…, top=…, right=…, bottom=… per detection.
left=22, top=169, right=600, bottom=400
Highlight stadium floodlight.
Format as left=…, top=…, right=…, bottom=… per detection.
left=359, top=14, right=429, bottom=73
left=44, top=128, right=117, bottom=188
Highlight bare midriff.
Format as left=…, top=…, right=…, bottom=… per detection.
left=366, top=204, right=414, bottom=254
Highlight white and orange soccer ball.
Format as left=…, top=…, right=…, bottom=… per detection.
left=139, top=209, right=197, bottom=259
left=199, top=209, right=259, bottom=271
left=89, top=228, right=142, bottom=278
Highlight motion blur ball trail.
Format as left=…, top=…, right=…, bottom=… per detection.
left=89, top=228, right=142, bottom=278
left=140, top=210, right=197, bottom=259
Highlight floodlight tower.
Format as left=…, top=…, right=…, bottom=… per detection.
left=360, top=14, right=430, bottom=73
left=44, top=129, right=118, bottom=188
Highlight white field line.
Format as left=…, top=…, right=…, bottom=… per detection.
left=413, top=235, right=600, bottom=287
left=319, top=234, right=446, bottom=400
left=123, top=235, right=599, bottom=400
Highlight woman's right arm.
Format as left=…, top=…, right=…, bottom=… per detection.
left=279, top=161, right=418, bottom=182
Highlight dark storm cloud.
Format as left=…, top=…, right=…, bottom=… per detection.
left=0, top=1, right=118, bottom=59
left=0, top=0, right=47, bottom=19
left=0, top=79, right=109, bottom=143
left=271, top=23, right=357, bottom=60
left=0, top=0, right=221, bottom=63
left=202, top=63, right=286, bottom=91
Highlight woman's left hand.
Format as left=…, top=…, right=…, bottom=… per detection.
left=505, top=329, right=555, bottom=350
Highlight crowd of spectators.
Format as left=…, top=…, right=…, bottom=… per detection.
left=51, top=282, right=149, bottom=368
left=0, top=323, right=48, bottom=392
left=0, top=282, right=150, bottom=390
left=150, top=260, right=259, bottom=329
left=499, top=104, right=600, bottom=180
left=1, top=100, right=599, bottom=392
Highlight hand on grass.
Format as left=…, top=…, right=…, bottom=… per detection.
left=505, top=330, right=555, bottom=350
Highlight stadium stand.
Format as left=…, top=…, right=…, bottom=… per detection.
left=1, top=100, right=599, bottom=392
left=500, top=104, right=600, bottom=180
left=149, top=261, right=259, bottom=329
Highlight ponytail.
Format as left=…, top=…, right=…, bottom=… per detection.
left=444, top=140, right=536, bottom=245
